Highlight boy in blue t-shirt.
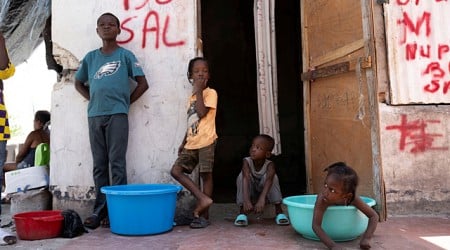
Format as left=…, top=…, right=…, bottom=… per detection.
left=74, top=12, right=149, bottom=229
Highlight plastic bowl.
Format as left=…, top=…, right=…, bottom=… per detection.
left=101, top=184, right=182, bottom=236
left=13, top=210, right=64, bottom=240
left=283, top=195, right=376, bottom=241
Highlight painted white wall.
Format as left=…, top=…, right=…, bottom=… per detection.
left=50, top=1, right=198, bottom=191
left=379, top=104, right=450, bottom=215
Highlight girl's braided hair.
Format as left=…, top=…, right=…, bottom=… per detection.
left=324, top=162, right=359, bottom=204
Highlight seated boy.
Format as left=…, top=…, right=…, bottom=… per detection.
left=234, top=134, right=290, bottom=226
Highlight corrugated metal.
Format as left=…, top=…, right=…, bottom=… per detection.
left=385, top=1, right=450, bottom=104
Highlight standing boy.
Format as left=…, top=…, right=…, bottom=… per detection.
left=171, top=57, right=217, bottom=229
left=75, top=12, right=149, bottom=229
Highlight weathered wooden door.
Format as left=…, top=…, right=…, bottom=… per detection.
left=301, top=0, right=384, bottom=215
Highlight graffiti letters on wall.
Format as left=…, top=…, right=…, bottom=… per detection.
left=118, top=0, right=185, bottom=49
left=386, top=114, right=448, bottom=154
left=385, top=0, right=450, bottom=104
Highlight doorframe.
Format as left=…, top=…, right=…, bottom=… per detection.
left=300, top=0, right=386, bottom=220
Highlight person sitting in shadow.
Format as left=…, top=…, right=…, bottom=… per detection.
left=3, top=110, right=50, bottom=173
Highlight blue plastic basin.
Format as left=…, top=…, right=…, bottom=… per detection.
left=282, top=194, right=376, bottom=241
left=101, top=184, right=182, bottom=236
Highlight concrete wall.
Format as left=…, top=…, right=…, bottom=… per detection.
left=379, top=104, right=450, bottom=215
left=50, top=1, right=198, bottom=218
left=376, top=1, right=450, bottom=216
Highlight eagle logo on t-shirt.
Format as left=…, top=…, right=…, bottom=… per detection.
left=94, top=61, right=121, bottom=79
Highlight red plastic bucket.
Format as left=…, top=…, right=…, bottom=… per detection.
left=13, top=210, right=64, bottom=240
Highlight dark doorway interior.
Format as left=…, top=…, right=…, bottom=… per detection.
left=201, top=0, right=305, bottom=203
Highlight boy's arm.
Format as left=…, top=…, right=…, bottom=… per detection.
left=130, top=75, right=149, bottom=103
left=353, top=196, right=379, bottom=249
left=241, top=159, right=253, bottom=213
left=192, top=78, right=209, bottom=118
left=254, top=162, right=276, bottom=213
left=74, top=79, right=90, bottom=100
left=312, top=196, right=337, bottom=249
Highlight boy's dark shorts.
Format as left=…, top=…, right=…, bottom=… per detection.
left=174, top=141, right=216, bottom=174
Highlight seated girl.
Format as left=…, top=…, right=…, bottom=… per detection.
left=312, top=162, right=379, bottom=249
left=3, top=110, right=50, bottom=171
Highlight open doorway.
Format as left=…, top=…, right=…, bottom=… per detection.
left=201, top=0, right=305, bottom=202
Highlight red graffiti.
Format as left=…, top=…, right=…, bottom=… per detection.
left=406, top=43, right=450, bottom=61
left=397, top=11, right=431, bottom=45
left=386, top=114, right=448, bottom=154
left=123, top=0, right=173, bottom=10
left=119, top=11, right=184, bottom=49
left=420, top=62, right=450, bottom=94
left=396, top=5, right=450, bottom=96
left=396, top=0, right=447, bottom=5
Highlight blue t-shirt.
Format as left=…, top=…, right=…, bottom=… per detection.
left=75, top=47, right=145, bottom=117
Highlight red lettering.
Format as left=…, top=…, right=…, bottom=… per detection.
left=422, top=62, right=445, bottom=78
left=162, top=16, right=185, bottom=47
left=443, top=81, right=450, bottom=94
left=118, top=17, right=137, bottom=44
left=406, top=43, right=417, bottom=60
left=438, top=45, right=450, bottom=60
left=396, top=0, right=447, bottom=5
left=396, top=0, right=420, bottom=5
left=123, top=0, right=173, bottom=10
left=156, top=0, right=172, bottom=4
left=124, top=0, right=130, bottom=10
left=399, top=11, right=431, bottom=44
left=420, top=45, right=430, bottom=58
left=135, top=0, right=150, bottom=10
left=424, top=80, right=440, bottom=93
left=142, top=11, right=160, bottom=49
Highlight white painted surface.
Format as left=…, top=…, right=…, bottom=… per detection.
left=51, top=1, right=198, bottom=188
left=385, top=1, right=450, bottom=104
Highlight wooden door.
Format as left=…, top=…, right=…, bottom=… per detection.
left=301, top=0, right=384, bottom=216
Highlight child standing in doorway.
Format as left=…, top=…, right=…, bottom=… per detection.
left=171, top=57, right=218, bottom=229
left=74, top=12, right=149, bottom=229
left=234, top=134, right=290, bottom=227
left=313, top=162, right=379, bottom=249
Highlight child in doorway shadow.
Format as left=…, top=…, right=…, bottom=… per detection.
left=234, top=134, right=290, bottom=227
left=313, top=162, right=379, bottom=249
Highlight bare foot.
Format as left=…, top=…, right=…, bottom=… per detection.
left=193, top=197, right=213, bottom=217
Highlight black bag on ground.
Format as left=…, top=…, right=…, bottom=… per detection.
left=61, top=209, right=88, bottom=238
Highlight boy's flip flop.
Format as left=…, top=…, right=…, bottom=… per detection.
left=234, top=214, right=248, bottom=227
left=275, top=213, right=290, bottom=226
left=189, top=217, right=210, bottom=229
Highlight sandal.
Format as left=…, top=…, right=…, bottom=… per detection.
left=275, top=213, right=290, bottom=226
left=0, top=228, right=16, bottom=245
left=234, top=214, right=248, bottom=227
left=189, top=217, right=210, bottom=229
left=84, top=215, right=101, bottom=229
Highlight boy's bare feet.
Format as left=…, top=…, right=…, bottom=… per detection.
left=193, top=196, right=213, bottom=217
